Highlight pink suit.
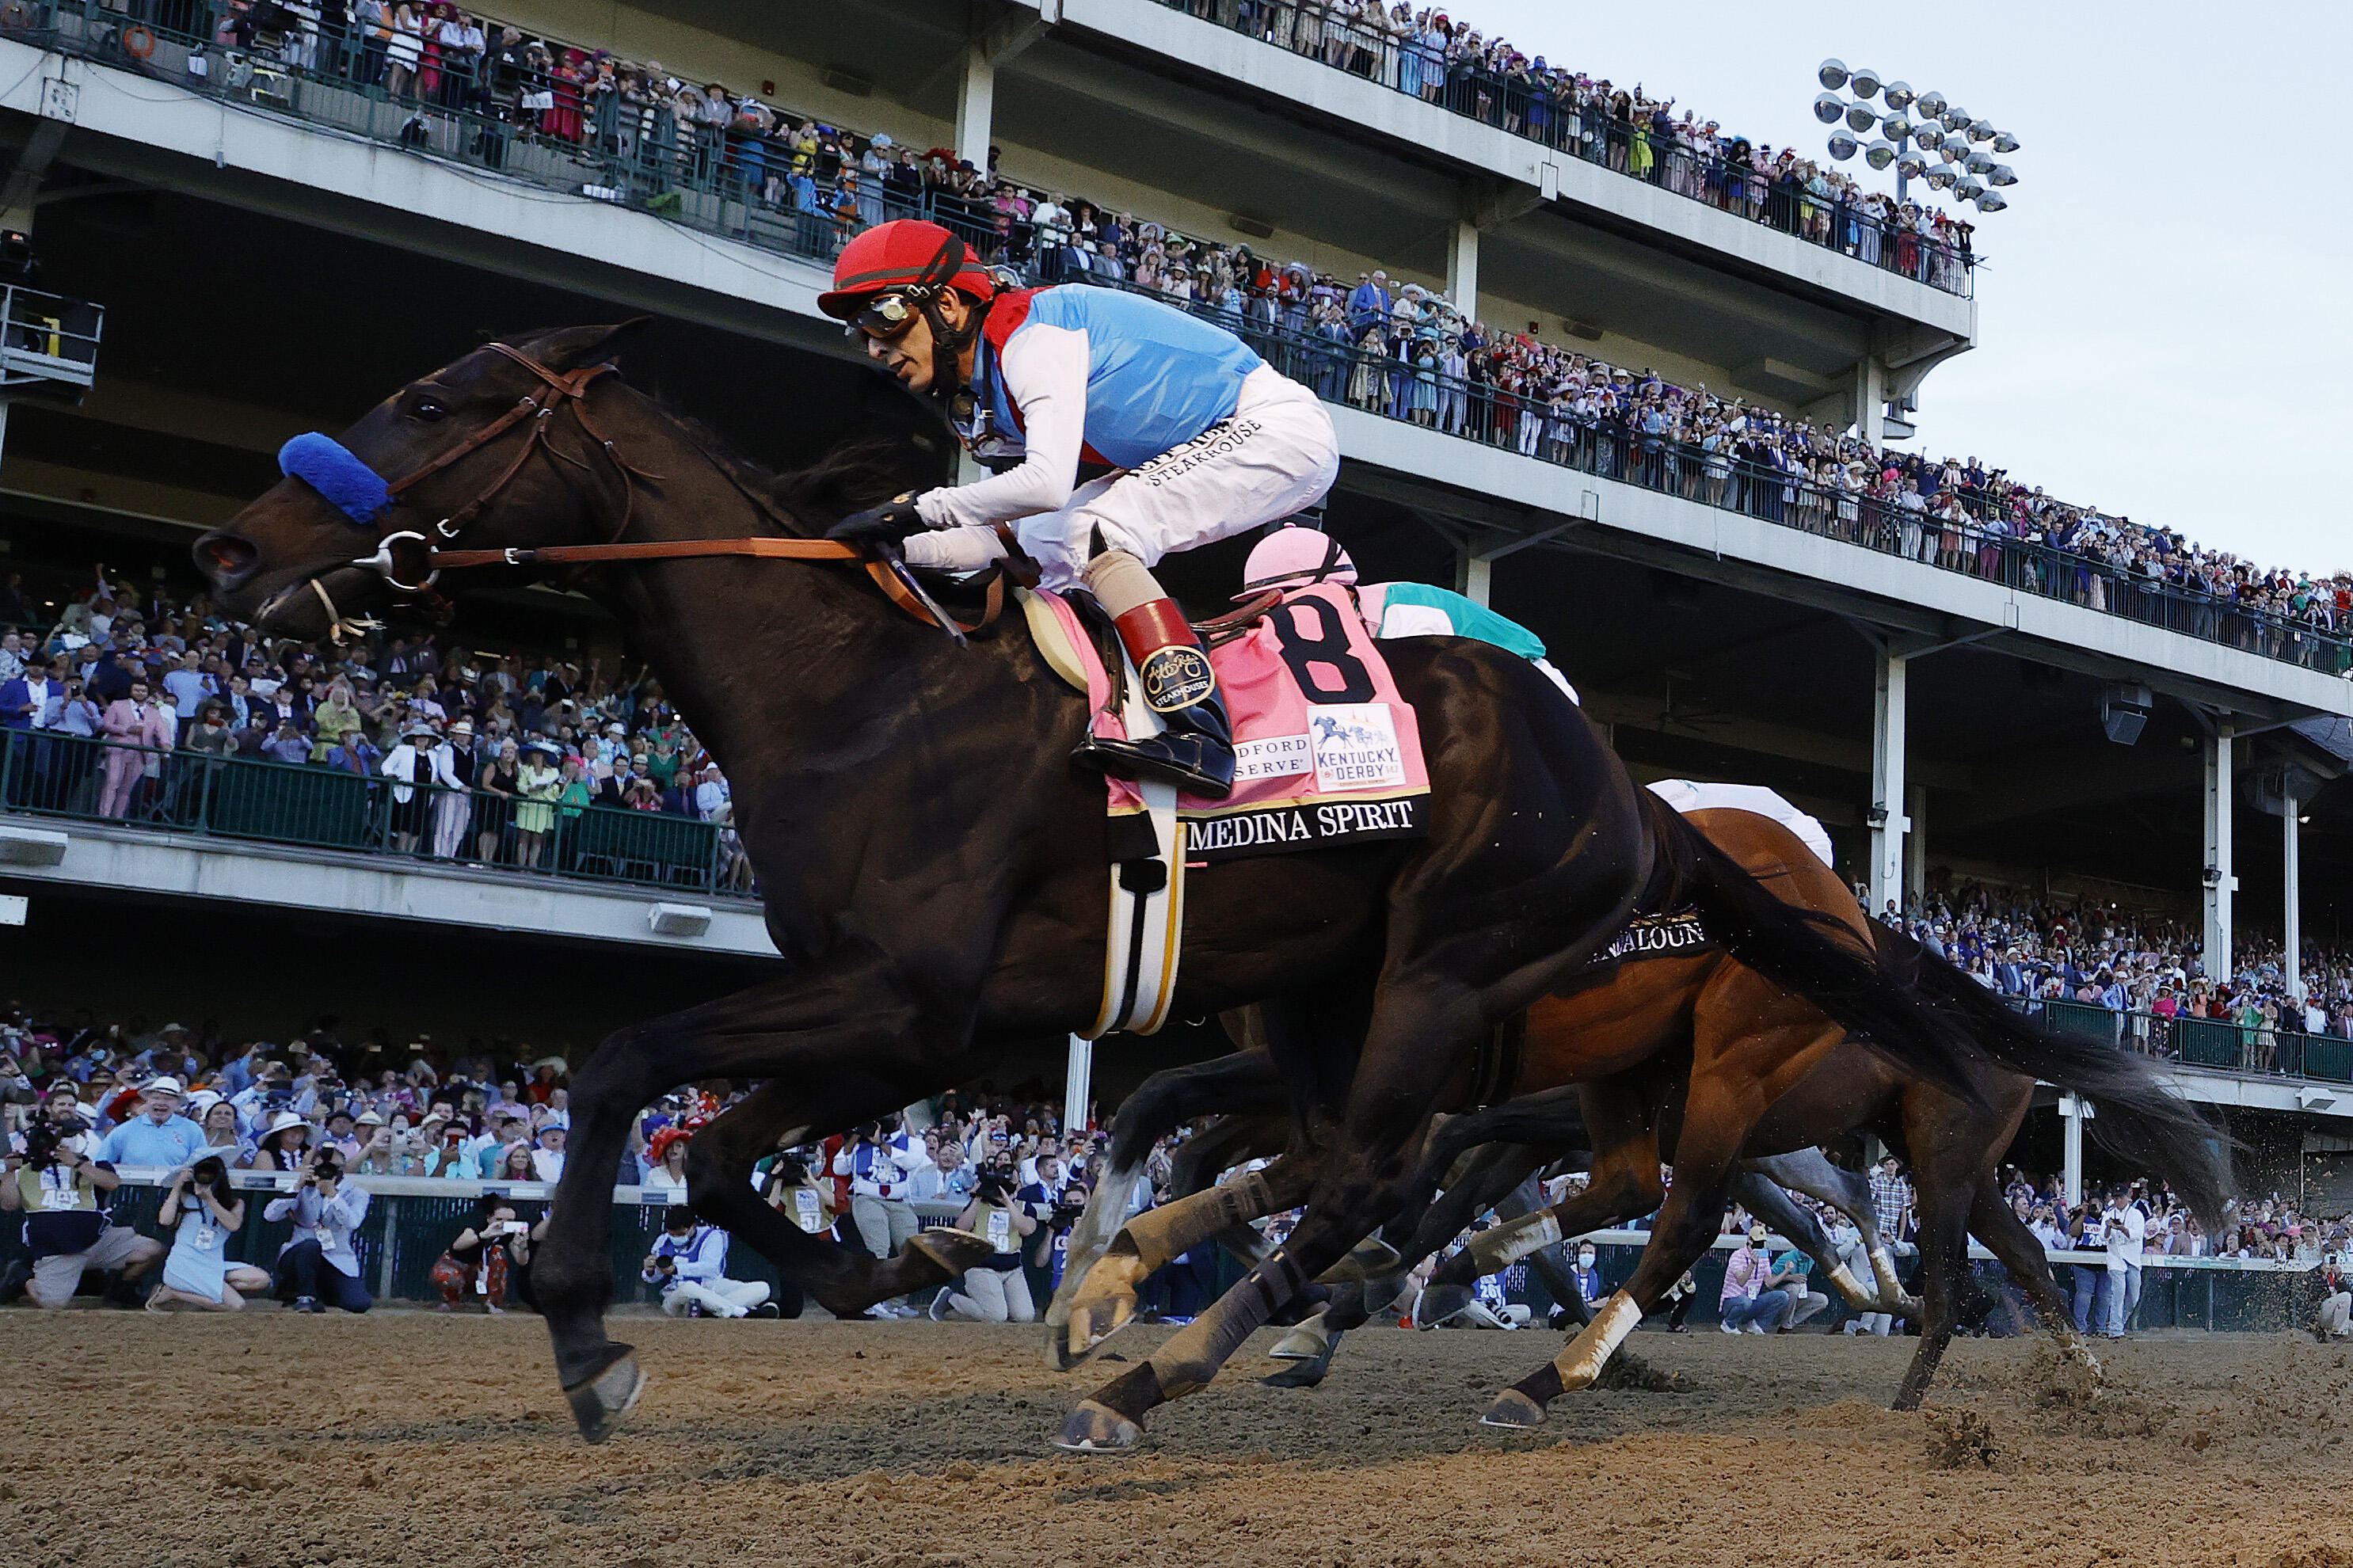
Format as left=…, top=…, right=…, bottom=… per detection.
left=98, top=697, right=173, bottom=817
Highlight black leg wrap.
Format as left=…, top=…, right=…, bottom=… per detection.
left=1095, top=1361, right=1168, bottom=1422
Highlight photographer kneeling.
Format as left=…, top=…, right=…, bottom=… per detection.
left=149, top=1152, right=272, bottom=1311
left=2, top=1119, right=164, bottom=1307
left=429, top=1195, right=520, bottom=1314
left=927, top=1166, right=1038, bottom=1323
left=641, top=1205, right=779, bottom=1319
left=262, top=1147, right=372, bottom=1314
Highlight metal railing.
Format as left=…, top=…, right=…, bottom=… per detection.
left=2033, top=996, right=2353, bottom=1084
left=0, top=283, right=101, bottom=394
left=9, top=2, right=2325, bottom=668
left=1148, top=0, right=1974, bottom=295
left=0, top=728, right=745, bottom=895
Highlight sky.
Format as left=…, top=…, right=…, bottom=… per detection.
left=1454, top=1, right=2353, bottom=578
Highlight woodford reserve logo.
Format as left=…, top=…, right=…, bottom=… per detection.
left=1182, top=796, right=1427, bottom=862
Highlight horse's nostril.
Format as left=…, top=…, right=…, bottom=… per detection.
left=194, top=531, right=257, bottom=583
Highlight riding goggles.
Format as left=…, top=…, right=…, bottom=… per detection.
left=845, top=291, right=927, bottom=342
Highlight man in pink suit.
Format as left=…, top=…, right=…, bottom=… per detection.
left=98, top=676, right=173, bottom=818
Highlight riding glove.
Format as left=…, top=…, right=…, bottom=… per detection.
left=826, top=493, right=928, bottom=550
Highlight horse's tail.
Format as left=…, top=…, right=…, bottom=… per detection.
left=1875, top=920, right=2236, bottom=1230
left=1661, top=806, right=2233, bottom=1229
left=1659, top=805, right=1997, bottom=1112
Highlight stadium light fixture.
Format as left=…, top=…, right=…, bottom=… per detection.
left=1810, top=67, right=2022, bottom=214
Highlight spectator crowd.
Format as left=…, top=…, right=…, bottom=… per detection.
left=70, top=0, right=2343, bottom=664
left=0, top=565, right=750, bottom=888
left=1878, top=881, right=2353, bottom=1068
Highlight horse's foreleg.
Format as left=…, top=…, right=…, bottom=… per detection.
left=1729, top=1167, right=1845, bottom=1319
left=1055, top=1154, right=1313, bottom=1368
left=535, top=950, right=945, bottom=1443
left=1046, top=1106, right=1285, bottom=1357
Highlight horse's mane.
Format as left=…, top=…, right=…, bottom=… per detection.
left=494, top=324, right=920, bottom=536
left=658, top=411, right=915, bottom=538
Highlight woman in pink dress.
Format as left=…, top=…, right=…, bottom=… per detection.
left=545, top=49, right=587, bottom=143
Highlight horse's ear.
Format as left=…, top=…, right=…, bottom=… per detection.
left=539, top=318, right=655, bottom=372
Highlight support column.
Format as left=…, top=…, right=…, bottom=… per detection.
left=1904, top=782, right=1928, bottom=909
left=2285, top=801, right=2303, bottom=1006
left=954, top=44, right=996, bottom=172
left=1856, top=356, right=1886, bottom=453
left=2203, top=721, right=2235, bottom=985
left=2058, top=1094, right=2085, bottom=1208
left=1454, top=542, right=1491, bottom=607
left=1868, top=645, right=1908, bottom=921
left=1446, top=216, right=1479, bottom=325
left=1064, top=1033, right=1095, bottom=1136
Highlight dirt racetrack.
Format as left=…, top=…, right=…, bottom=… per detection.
left=10, top=1310, right=2353, bottom=1568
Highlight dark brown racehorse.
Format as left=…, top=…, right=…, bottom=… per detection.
left=192, top=325, right=2167, bottom=1451
left=1057, top=809, right=2229, bottom=1416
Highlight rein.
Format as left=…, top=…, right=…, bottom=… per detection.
left=300, top=341, right=1019, bottom=639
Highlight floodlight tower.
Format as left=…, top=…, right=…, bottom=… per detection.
left=1812, top=59, right=2020, bottom=215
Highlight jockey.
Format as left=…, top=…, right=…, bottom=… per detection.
left=817, top=219, right=1340, bottom=799
left=1238, top=526, right=1580, bottom=704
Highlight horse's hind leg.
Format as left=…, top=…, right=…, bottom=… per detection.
left=1889, top=1148, right=1974, bottom=1412
left=1969, top=1180, right=2100, bottom=1381
left=1742, top=1149, right=1900, bottom=1314
left=685, top=1080, right=994, bottom=1317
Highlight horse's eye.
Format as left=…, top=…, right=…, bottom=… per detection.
left=410, top=398, right=448, bottom=423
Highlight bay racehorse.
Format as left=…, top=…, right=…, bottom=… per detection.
left=1053, top=809, right=2227, bottom=1414
left=193, top=325, right=2194, bottom=1449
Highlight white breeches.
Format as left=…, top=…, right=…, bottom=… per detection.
left=907, top=364, right=1339, bottom=591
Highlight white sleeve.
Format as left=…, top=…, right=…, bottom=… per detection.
left=914, top=323, right=1090, bottom=531
left=1377, top=603, right=1456, bottom=640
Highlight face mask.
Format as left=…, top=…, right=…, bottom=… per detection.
left=1578, top=1250, right=1596, bottom=1267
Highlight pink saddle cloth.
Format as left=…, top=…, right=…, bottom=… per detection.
left=1032, top=582, right=1433, bottom=862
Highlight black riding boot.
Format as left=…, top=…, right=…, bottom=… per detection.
left=1072, top=550, right=1236, bottom=798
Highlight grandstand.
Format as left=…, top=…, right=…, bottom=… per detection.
left=0, top=0, right=2348, bottom=1212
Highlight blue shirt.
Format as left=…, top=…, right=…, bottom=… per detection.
left=96, top=1113, right=210, bottom=1169
left=984, top=285, right=1265, bottom=472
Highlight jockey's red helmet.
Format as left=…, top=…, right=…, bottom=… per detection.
left=818, top=219, right=996, bottom=324
left=1239, top=524, right=1357, bottom=598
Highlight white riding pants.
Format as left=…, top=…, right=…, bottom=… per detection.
left=662, top=1278, right=771, bottom=1318
left=906, top=364, right=1340, bottom=592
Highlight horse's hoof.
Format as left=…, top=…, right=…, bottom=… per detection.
left=1268, top=1326, right=1326, bottom=1360
left=1414, top=1283, right=1474, bottom=1329
left=564, top=1352, right=645, bottom=1444
left=1052, top=1399, right=1143, bottom=1453
left=906, top=1227, right=997, bottom=1280
left=1258, top=1359, right=1327, bottom=1390
left=1478, top=1388, right=1548, bottom=1429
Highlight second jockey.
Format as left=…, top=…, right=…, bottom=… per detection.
left=817, top=219, right=1339, bottom=799
left=1237, top=525, right=1581, bottom=705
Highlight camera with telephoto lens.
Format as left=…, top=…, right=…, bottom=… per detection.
left=20, top=1121, right=61, bottom=1168
left=976, top=1171, right=1011, bottom=1203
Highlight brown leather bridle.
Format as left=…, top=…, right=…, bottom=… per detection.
left=341, top=341, right=1022, bottom=638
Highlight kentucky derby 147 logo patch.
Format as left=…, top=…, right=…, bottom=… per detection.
left=1308, top=703, right=1405, bottom=792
